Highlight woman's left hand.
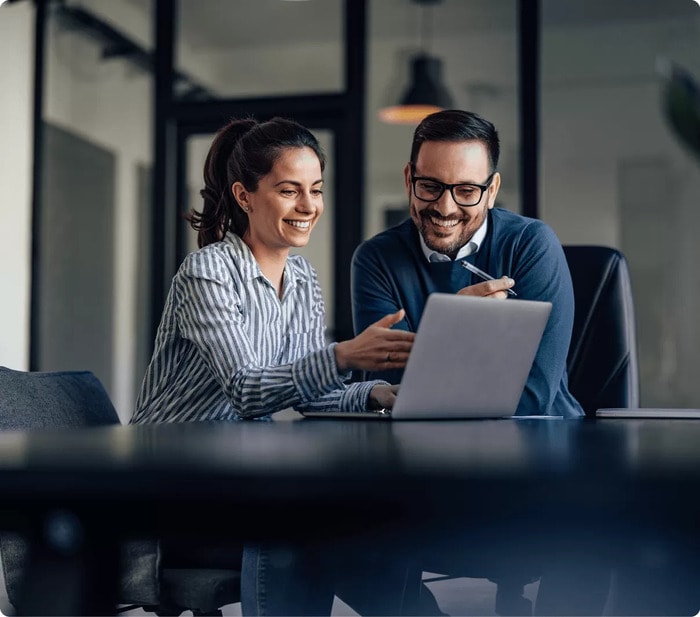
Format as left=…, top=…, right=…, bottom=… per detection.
left=369, top=384, right=399, bottom=410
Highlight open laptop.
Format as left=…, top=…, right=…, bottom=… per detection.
left=304, top=292, right=552, bottom=420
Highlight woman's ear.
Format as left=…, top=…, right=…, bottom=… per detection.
left=232, top=182, right=250, bottom=212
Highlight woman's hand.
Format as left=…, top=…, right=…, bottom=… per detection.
left=334, top=309, right=414, bottom=372
left=368, top=384, right=399, bottom=411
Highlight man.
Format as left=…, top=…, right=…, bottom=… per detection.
left=351, top=110, right=604, bottom=615
left=352, top=109, right=583, bottom=419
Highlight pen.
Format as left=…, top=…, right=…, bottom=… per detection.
left=460, top=260, right=517, bottom=296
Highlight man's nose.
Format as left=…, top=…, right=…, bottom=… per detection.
left=433, top=189, right=460, bottom=214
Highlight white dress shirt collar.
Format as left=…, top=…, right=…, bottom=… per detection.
left=419, top=217, right=489, bottom=263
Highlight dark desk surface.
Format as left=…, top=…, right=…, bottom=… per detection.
left=3, top=416, right=700, bottom=615
left=1, top=417, right=700, bottom=537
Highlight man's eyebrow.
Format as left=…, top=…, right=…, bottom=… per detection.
left=414, top=172, right=481, bottom=184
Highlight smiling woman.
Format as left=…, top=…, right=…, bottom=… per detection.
left=131, top=116, right=414, bottom=425
left=130, top=117, right=420, bottom=616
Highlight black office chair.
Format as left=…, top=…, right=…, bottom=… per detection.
left=563, top=245, right=640, bottom=416
left=0, top=366, right=241, bottom=616
left=410, top=245, right=641, bottom=616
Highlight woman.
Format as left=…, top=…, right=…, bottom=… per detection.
left=132, top=116, right=413, bottom=425
left=132, top=117, right=418, bottom=616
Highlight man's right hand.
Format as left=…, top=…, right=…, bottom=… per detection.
left=457, top=276, right=515, bottom=299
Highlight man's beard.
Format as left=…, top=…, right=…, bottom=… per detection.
left=416, top=209, right=473, bottom=258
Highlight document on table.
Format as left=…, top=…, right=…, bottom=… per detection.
left=596, top=408, right=700, bottom=419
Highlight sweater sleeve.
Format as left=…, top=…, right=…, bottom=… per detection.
left=351, top=239, right=409, bottom=385
left=509, top=221, right=579, bottom=416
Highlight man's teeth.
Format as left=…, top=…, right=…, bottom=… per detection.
left=429, top=216, right=460, bottom=228
left=286, top=220, right=311, bottom=229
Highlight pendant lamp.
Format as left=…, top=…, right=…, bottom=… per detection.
left=379, top=0, right=454, bottom=125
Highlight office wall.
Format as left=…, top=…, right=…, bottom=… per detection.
left=0, top=2, right=33, bottom=371
left=39, top=1, right=152, bottom=420
left=36, top=124, right=116, bottom=391
left=539, top=13, right=700, bottom=406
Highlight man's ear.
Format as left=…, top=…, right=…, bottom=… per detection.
left=403, top=162, right=412, bottom=197
left=232, top=182, right=250, bottom=212
left=486, top=172, right=501, bottom=210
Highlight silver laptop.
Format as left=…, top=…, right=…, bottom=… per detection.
left=304, top=292, right=551, bottom=420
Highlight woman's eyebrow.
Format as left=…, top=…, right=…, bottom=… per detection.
left=273, top=178, right=323, bottom=187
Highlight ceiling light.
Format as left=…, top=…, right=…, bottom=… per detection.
left=379, top=0, right=454, bottom=125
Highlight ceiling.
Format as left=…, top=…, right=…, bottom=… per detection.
left=122, top=0, right=699, bottom=51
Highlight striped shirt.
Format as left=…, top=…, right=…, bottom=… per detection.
left=131, top=233, right=381, bottom=424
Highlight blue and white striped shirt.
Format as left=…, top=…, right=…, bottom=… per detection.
left=131, top=233, right=381, bottom=423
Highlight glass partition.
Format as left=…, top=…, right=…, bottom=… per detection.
left=174, top=0, right=344, bottom=100
left=365, top=0, right=520, bottom=239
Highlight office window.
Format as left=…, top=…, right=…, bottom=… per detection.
left=540, top=0, right=700, bottom=406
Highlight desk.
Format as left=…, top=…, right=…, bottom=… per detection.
left=1, top=417, right=700, bottom=614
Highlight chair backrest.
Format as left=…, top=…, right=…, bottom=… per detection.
left=0, top=368, right=238, bottom=615
left=0, top=367, right=133, bottom=612
left=563, top=246, right=640, bottom=417
left=0, top=366, right=120, bottom=430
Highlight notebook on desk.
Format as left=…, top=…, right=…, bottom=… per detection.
left=303, top=293, right=552, bottom=420
left=596, top=408, right=700, bottom=419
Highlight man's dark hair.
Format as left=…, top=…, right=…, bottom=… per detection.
left=410, top=109, right=500, bottom=173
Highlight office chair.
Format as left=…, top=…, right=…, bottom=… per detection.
left=0, top=366, right=241, bottom=616
left=409, top=245, right=640, bottom=615
left=562, top=245, right=640, bottom=416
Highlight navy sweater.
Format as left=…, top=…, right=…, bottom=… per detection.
left=351, top=208, right=583, bottom=418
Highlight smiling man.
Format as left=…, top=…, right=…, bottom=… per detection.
left=351, top=110, right=595, bottom=615
left=352, top=109, right=583, bottom=419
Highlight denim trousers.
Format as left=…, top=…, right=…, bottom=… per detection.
left=241, top=540, right=420, bottom=617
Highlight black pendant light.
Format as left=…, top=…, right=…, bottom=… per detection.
left=379, top=0, right=454, bottom=125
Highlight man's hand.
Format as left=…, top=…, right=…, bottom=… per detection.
left=334, top=309, right=415, bottom=372
left=457, top=276, right=515, bottom=299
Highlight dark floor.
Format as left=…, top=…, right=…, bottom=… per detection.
left=0, top=560, right=538, bottom=616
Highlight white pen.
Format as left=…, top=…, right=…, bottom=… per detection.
left=460, top=260, right=517, bottom=296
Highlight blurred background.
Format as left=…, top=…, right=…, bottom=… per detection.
left=1, top=0, right=699, bottom=421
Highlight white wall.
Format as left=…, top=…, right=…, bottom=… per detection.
left=0, top=2, right=34, bottom=371
left=41, top=11, right=152, bottom=420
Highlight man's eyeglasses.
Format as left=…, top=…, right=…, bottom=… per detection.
left=410, top=163, right=495, bottom=207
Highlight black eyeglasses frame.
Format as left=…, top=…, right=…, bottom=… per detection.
left=410, top=163, right=496, bottom=207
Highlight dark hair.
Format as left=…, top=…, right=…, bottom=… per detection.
left=409, top=109, right=500, bottom=173
left=187, top=116, right=326, bottom=248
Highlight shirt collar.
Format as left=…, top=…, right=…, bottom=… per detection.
left=224, top=232, right=309, bottom=288
left=419, top=216, right=489, bottom=263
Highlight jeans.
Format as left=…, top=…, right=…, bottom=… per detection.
left=241, top=541, right=422, bottom=616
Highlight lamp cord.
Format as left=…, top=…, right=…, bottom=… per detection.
left=419, top=3, right=434, bottom=55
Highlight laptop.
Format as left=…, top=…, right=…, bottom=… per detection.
left=303, top=293, right=552, bottom=420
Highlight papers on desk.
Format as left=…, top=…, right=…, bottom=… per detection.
left=510, top=415, right=564, bottom=420
left=596, top=408, right=700, bottom=419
